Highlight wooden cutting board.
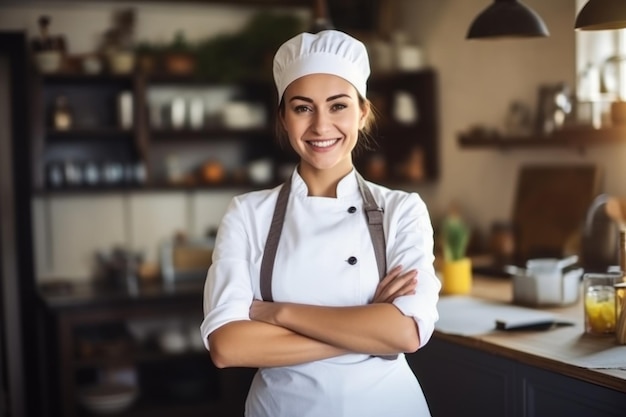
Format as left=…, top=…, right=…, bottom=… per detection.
left=512, top=164, right=602, bottom=264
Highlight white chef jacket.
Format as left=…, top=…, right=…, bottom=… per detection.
left=201, top=168, right=440, bottom=417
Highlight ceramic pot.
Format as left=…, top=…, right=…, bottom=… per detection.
left=441, top=257, right=472, bottom=295
left=164, top=53, right=196, bottom=75
left=34, top=50, right=62, bottom=73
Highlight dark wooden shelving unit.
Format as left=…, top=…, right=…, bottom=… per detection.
left=40, top=282, right=256, bottom=417
left=356, top=68, right=439, bottom=183
left=32, top=69, right=439, bottom=193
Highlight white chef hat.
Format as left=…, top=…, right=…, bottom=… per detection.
left=272, top=30, right=371, bottom=104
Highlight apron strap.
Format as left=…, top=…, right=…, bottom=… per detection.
left=355, top=172, right=397, bottom=361
left=259, top=175, right=292, bottom=302
left=355, top=171, right=387, bottom=282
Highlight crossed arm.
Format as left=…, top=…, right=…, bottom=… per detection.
left=208, top=266, right=419, bottom=369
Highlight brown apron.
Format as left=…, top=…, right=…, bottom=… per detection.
left=259, top=171, right=397, bottom=360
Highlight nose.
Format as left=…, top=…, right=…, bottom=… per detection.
left=311, top=110, right=331, bottom=134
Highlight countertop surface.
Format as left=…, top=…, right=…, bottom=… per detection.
left=438, top=275, right=626, bottom=393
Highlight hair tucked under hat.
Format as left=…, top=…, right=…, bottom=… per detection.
left=272, top=30, right=371, bottom=104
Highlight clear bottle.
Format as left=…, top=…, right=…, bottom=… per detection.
left=53, top=95, right=72, bottom=130
left=578, top=62, right=600, bottom=102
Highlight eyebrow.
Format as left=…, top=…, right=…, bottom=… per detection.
left=288, top=93, right=352, bottom=103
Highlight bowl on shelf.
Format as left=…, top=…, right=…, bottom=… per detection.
left=78, top=383, right=138, bottom=415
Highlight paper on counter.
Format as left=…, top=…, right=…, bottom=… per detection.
left=435, top=295, right=569, bottom=336
left=570, top=346, right=626, bottom=370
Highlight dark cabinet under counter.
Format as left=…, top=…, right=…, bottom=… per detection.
left=39, top=281, right=255, bottom=417
left=406, top=276, right=626, bottom=417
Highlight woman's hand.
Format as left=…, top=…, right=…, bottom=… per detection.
left=250, top=300, right=281, bottom=325
left=372, top=266, right=417, bottom=303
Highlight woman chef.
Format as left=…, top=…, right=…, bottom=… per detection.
left=201, top=30, right=440, bottom=417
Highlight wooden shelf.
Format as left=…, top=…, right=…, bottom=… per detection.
left=458, top=126, right=626, bottom=150
left=46, top=128, right=134, bottom=139
left=150, top=127, right=271, bottom=140
left=78, top=0, right=309, bottom=6
left=33, top=181, right=269, bottom=195
left=39, top=72, right=135, bottom=86
left=74, top=349, right=208, bottom=370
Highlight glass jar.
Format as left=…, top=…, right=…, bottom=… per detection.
left=583, top=272, right=620, bottom=335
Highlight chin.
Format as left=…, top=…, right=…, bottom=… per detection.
left=302, top=158, right=352, bottom=173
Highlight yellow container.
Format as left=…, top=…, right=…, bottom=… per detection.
left=441, top=258, right=473, bottom=295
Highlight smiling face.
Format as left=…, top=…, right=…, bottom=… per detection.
left=280, top=73, right=369, bottom=179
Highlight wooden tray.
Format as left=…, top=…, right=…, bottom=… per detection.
left=512, top=164, right=602, bottom=264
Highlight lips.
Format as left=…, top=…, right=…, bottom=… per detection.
left=308, top=139, right=340, bottom=148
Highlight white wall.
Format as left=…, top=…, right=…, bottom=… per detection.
left=400, top=0, right=626, bottom=236
left=5, top=0, right=626, bottom=281
left=31, top=191, right=236, bottom=281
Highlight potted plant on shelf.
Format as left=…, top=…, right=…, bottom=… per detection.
left=162, top=31, right=197, bottom=75
left=99, top=8, right=137, bottom=75
left=439, top=205, right=471, bottom=295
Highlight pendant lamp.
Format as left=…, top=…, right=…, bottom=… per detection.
left=467, top=0, right=549, bottom=39
left=575, top=0, right=626, bottom=31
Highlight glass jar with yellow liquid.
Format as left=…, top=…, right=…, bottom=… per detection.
left=583, top=273, right=621, bottom=335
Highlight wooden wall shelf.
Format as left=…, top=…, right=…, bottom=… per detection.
left=458, top=126, right=626, bottom=150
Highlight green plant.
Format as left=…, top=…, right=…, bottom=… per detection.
left=166, top=31, right=194, bottom=54
left=134, top=41, right=156, bottom=55
left=441, top=211, right=470, bottom=262
left=195, top=12, right=303, bottom=82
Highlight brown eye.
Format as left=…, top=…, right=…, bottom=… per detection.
left=294, top=105, right=312, bottom=113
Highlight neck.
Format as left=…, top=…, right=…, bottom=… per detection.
left=298, top=163, right=353, bottom=197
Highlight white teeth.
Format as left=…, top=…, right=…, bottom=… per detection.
left=309, top=139, right=338, bottom=148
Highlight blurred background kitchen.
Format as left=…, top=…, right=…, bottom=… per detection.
left=2, top=0, right=626, bottom=416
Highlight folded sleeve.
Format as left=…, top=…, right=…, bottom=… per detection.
left=387, top=192, right=440, bottom=348
left=200, top=197, right=255, bottom=350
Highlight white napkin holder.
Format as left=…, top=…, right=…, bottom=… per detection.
left=506, top=256, right=582, bottom=307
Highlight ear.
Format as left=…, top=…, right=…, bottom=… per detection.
left=359, top=100, right=371, bottom=129
left=279, top=111, right=288, bottom=131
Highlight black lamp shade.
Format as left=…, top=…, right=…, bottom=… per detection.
left=467, top=0, right=550, bottom=39
left=575, top=0, right=626, bottom=31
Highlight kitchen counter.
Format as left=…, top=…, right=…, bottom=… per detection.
left=439, top=275, right=626, bottom=393
left=408, top=275, right=626, bottom=417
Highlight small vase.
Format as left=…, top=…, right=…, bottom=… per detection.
left=441, top=257, right=472, bottom=295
